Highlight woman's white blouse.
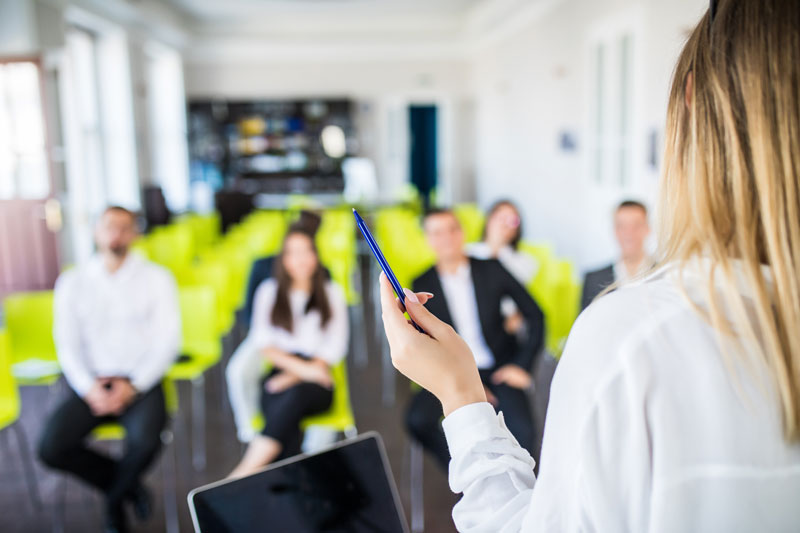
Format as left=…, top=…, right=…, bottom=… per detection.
left=466, top=242, right=538, bottom=286
left=443, top=260, right=800, bottom=532
left=249, top=279, right=349, bottom=365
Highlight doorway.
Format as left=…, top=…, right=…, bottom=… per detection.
left=0, top=59, right=61, bottom=300
left=408, top=105, right=438, bottom=207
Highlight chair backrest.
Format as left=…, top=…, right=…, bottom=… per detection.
left=453, top=204, right=486, bottom=244
left=0, top=328, right=21, bottom=428
left=179, top=285, right=222, bottom=363
left=185, top=261, right=235, bottom=335
left=3, top=291, right=57, bottom=364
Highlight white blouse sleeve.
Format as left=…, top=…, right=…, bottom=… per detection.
left=316, top=282, right=349, bottom=365
left=443, top=402, right=537, bottom=533
left=250, top=280, right=277, bottom=349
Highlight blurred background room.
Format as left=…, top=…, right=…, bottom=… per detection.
left=0, top=0, right=708, bottom=531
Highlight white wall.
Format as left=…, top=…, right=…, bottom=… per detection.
left=470, top=0, right=706, bottom=271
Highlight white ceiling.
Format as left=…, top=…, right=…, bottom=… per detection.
left=165, top=0, right=490, bottom=22
left=151, top=0, right=560, bottom=64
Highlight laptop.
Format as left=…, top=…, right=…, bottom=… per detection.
left=188, top=432, right=409, bottom=533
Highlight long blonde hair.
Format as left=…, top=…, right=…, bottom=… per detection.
left=659, top=0, right=800, bottom=440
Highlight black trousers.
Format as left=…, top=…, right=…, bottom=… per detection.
left=260, top=369, right=333, bottom=460
left=38, top=384, right=167, bottom=511
left=405, top=369, right=535, bottom=471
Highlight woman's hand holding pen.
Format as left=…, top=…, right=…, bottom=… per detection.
left=379, top=273, right=486, bottom=416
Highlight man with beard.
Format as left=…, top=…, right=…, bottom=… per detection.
left=38, top=206, right=180, bottom=533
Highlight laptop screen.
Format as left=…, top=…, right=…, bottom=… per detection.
left=189, top=433, right=408, bottom=533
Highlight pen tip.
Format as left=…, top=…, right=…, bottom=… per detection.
left=352, top=208, right=357, bottom=213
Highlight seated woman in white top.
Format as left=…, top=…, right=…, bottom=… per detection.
left=377, top=1, right=800, bottom=531
left=467, top=200, right=537, bottom=286
left=229, top=228, right=348, bottom=478
left=467, top=200, right=537, bottom=332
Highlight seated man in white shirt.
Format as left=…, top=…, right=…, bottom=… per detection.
left=407, top=208, right=545, bottom=470
left=38, top=206, right=180, bottom=533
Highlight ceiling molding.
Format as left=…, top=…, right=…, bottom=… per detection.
left=182, top=0, right=564, bottom=65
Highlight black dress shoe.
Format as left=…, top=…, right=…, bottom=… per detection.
left=127, top=483, right=153, bottom=522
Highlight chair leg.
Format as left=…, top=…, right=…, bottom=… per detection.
left=160, top=429, right=180, bottom=533
left=351, top=305, right=369, bottom=369
left=409, top=441, right=425, bottom=533
left=52, top=473, right=67, bottom=533
left=11, top=423, right=43, bottom=513
left=381, top=332, right=395, bottom=407
left=192, top=375, right=207, bottom=471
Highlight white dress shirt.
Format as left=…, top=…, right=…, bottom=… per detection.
left=54, top=254, right=181, bottom=396
left=439, top=262, right=495, bottom=369
left=249, top=279, right=348, bottom=365
left=443, top=258, right=800, bottom=532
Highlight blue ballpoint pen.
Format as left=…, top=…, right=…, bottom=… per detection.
left=353, top=208, right=425, bottom=333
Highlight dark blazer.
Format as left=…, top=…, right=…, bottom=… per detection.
left=581, top=264, right=615, bottom=311
left=412, top=257, right=545, bottom=371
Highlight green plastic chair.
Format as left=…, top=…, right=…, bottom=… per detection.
left=317, top=210, right=360, bottom=305
left=3, top=291, right=60, bottom=385
left=453, top=203, right=486, bottom=244
left=518, top=242, right=580, bottom=358
left=148, top=225, right=194, bottom=276
left=0, top=329, right=42, bottom=511
left=374, top=207, right=436, bottom=289
left=129, top=237, right=152, bottom=260
left=183, top=260, right=235, bottom=335
left=167, top=285, right=223, bottom=471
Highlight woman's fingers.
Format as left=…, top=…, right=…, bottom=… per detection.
left=379, top=273, right=414, bottom=342
left=394, top=292, right=432, bottom=313
left=401, top=288, right=451, bottom=338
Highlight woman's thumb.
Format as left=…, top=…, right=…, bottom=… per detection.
left=402, top=288, right=447, bottom=337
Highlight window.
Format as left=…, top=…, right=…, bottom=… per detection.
left=589, top=23, right=637, bottom=188
left=0, top=61, right=49, bottom=200
left=145, top=43, right=190, bottom=212
left=60, top=18, right=139, bottom=262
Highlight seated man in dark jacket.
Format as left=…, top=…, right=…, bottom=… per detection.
left=581, top=200, right=652, bottom=310
left=406, top=208, right=545, bottom=470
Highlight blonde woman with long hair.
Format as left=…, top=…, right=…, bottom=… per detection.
left=378, top=1, right=800, bottom=531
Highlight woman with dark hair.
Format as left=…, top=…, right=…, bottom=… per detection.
left=467, top=200, right=537, bottom=287
left=467, top=200, right=538, bottom=333
left=228, top=228, right=348, bottom=478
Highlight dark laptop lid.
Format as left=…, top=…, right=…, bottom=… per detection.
left=188, top=432, right=408, bottom=533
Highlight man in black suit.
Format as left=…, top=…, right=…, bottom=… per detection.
left=406, top=208, right=544, bottom=470
left=581, top=200, right=652, bottom=310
